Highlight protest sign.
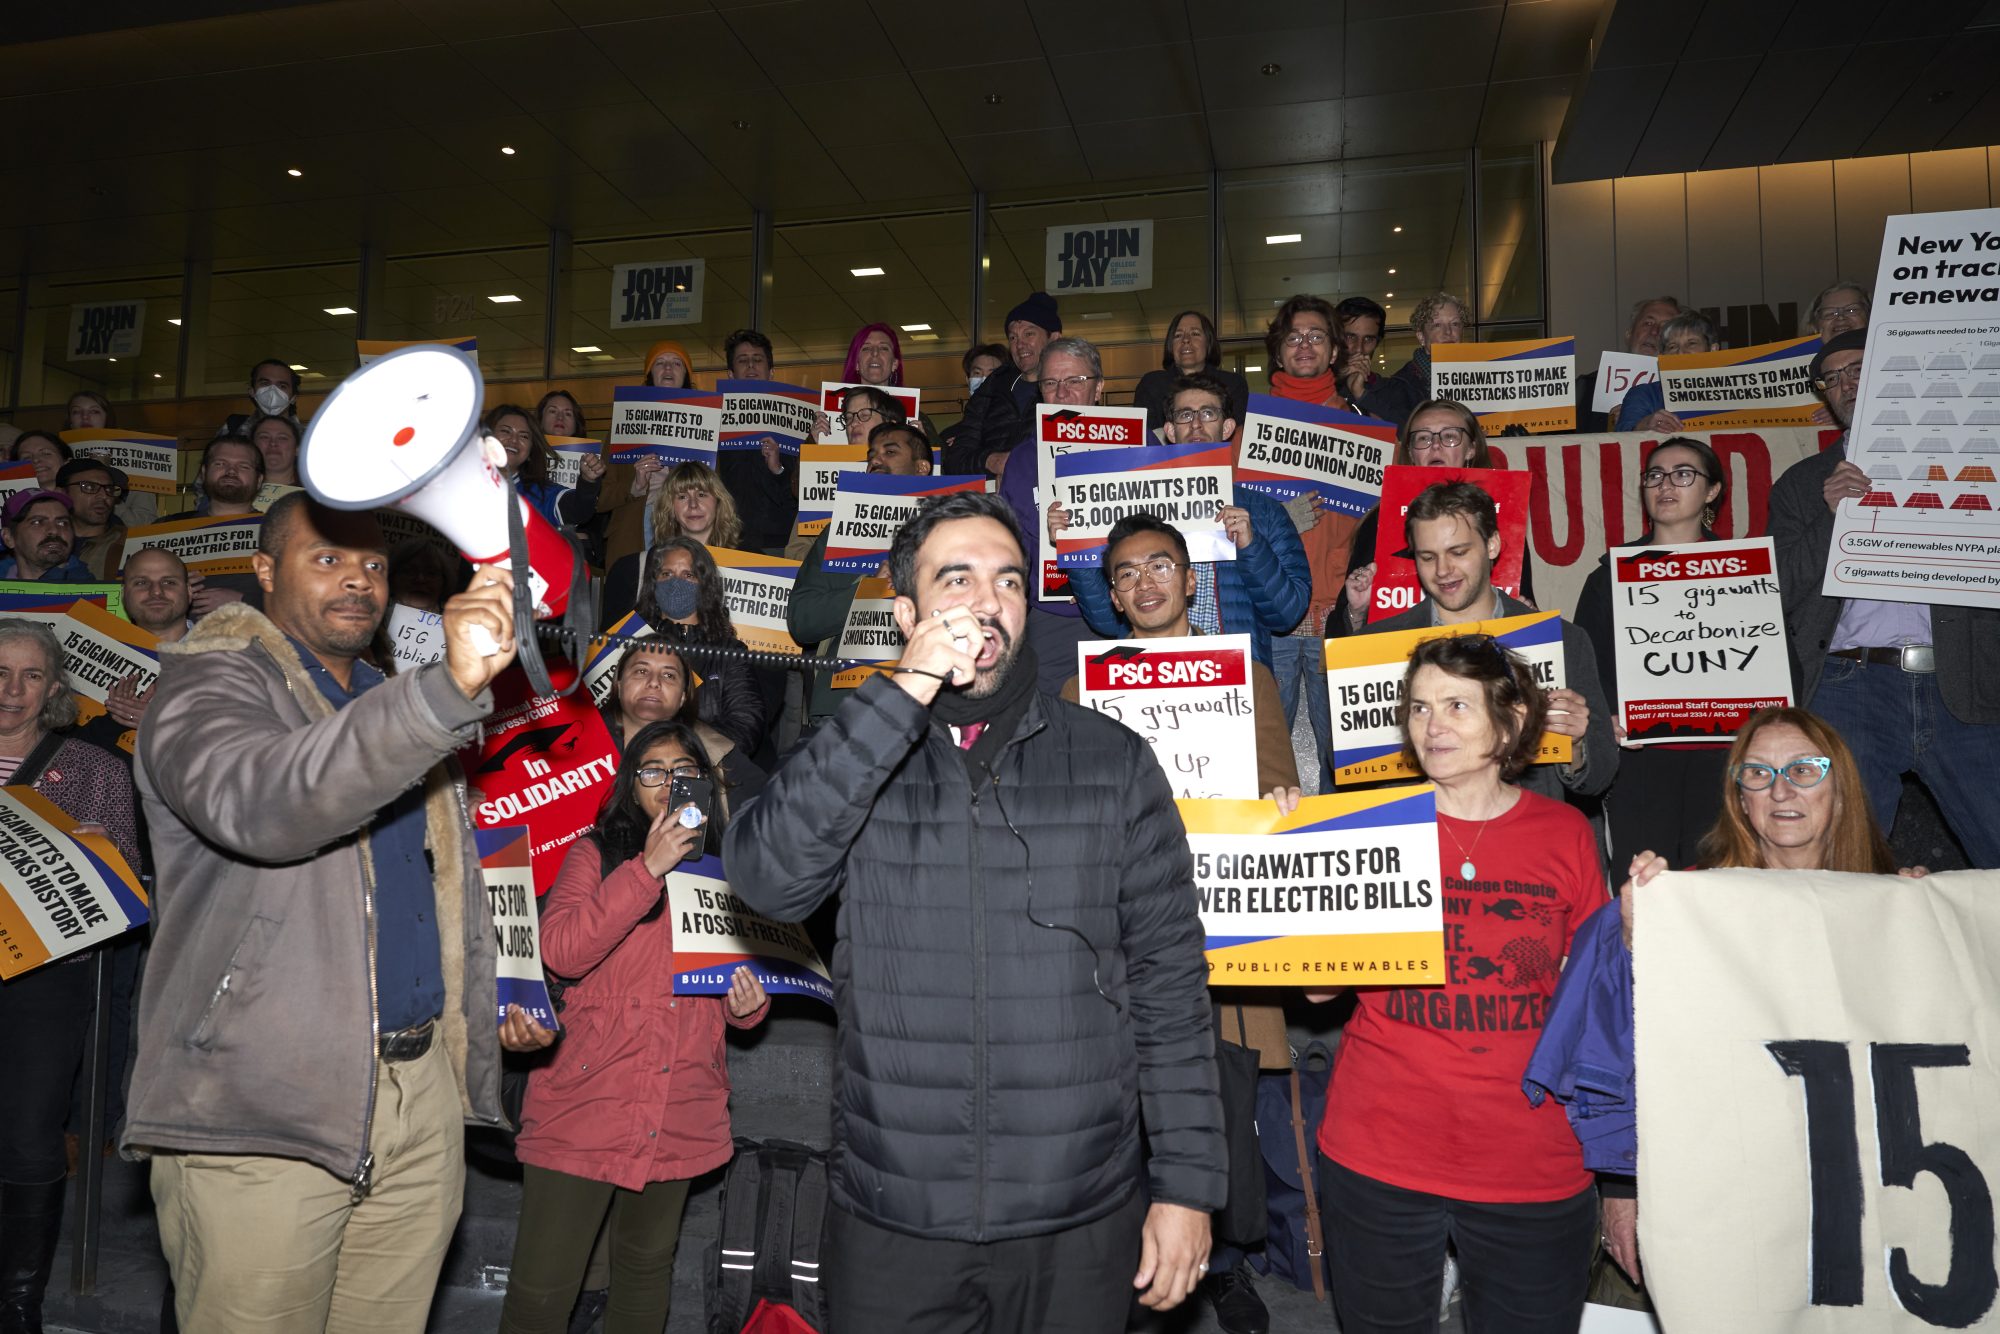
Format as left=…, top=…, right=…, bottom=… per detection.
left=1636, top=867, right=2000, bottom=1333
left=126, top=514, right=264, bottom=576
left=1052, top=441, right=1235, bottom=569
left=667, top=853, right=833, bottom=1004
left=583, top=611, right=644, bottom=708
left=1076, top=635, right=1259, bottom=800
left=1047, top=219, right=1153, bottom=293
left=61, top=428, right=182, bottom=495
left=1592, top=352, right=1660, bottom=416
left=476, top=827, right=561, bottom=1030
left=1661, top=334, right=1821, bottom=428
left=374, top=509, right=454, bottom=562
left=793, top=442, right=869, bottom=540
left=817, top=383, right=922, bottom=444
left=0, top=786, right=148, bottom=979
left=1368, top=465, right=1531, bottom=622
left=609, top=258, right=703, bottom=327
left=358, top=336, right=476, bottom=366
left=1826, top=207, right=2000, bottom=609
left=1034, top=402, right=1151, bottom=598
left=718, top=379, right=818, bottom=457
left=1234, top=395, right=1395, bottom=518
left=385, top=603, right=445, bottom=671
left=0, top=462, right=41, bottom=506
left=68, top=301, right=144, bottom=359
left=1323, top=611, right=1570, bottom=785
left=831, top=577, right=898, bottom=689
left=1430, top=337, right=1578, bottom=433
left=0, top=583, right=121, bottom=624
left=608, top=386, right=722, bottom=467
left=255, top=482, right=302, bottom=513
left=1180, top=784, right=1444, bottom=984
left=57, top=600, right=159, bottom=747
left=543, top=436, right=602, bottom=490
left=709, top=546, right=801, bottom=656
left=1609, top=537, right=1791, bottom=741
left=822, top=473, right=985, bottom=575
left=460, top=667, right=620, bottom=895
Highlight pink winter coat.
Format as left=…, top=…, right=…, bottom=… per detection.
left=515, top=838, right=768, bottom=1191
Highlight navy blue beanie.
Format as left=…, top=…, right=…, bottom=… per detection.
left=1004, top=291, right=1062, bottom=336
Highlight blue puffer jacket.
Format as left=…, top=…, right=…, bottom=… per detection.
left=1066, top=486, right=1310, bottom=669
left=1522, top=899, right=1635, bottom=1175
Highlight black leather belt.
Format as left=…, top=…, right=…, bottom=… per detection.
left=378, top=1018, right=436, bottom=1063
left=1829, top=645, right=1936, bottom=673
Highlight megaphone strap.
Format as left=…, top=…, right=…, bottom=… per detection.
left=533, top=621, right=875, bottom=676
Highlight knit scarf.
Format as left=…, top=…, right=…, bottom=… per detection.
left=1270, top=368, right=1338, bottom=405
left=931, top=635, right=1040, bottom=777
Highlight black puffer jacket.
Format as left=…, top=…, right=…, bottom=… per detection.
left=726, top=674, right=1225, bottom=1241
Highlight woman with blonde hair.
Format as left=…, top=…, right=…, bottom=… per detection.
left=602, top=461, right=739, bottom=626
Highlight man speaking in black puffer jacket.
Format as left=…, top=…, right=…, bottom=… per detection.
left=726, top=490, right=1224, bottom=1331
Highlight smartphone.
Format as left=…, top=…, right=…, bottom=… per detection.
left=668, top=774, right=717, bottom=856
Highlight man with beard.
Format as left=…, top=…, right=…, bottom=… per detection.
left=728, top=490, right=1224, bottom=1333
left=186, top=434, right=268, bottom=615
left=123, top=493, right=554, bottom=1333
left=58, top=456, right=129, bottom=577
left=0, top=490, right=91, bottom=581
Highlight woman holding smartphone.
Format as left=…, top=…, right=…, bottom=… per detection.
left=499, top=720, right=769, bottom=1333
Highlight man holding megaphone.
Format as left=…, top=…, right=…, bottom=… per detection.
left=123, top=491, right=556, bottom=1334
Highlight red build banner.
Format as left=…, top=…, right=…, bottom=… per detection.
left=1368, top=465, right=1531, bottom=621
left=459, top=662, right=619, bottom=896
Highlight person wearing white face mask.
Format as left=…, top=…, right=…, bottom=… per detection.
left=939, top=344, right=1008, bottom=459
left=217, top=358, right=305, bottom=443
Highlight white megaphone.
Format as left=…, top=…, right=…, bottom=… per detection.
left=300, top=344, right=587, bottom=650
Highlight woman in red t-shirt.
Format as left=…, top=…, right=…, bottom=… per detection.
left=1312, top=633, right=1607, bottom=1333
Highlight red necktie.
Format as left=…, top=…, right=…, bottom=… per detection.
left=955, top=722, right=986, bottom=750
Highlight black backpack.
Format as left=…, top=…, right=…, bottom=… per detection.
left=705, top=1137, right=830, bottom=1333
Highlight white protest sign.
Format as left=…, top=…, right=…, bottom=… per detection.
left=1827, top=207, right=2000, bottom=609
left=1076, top=635, right=1259, bottom=800
left=1429, top=337, right=1578, bottom=433
left=1660, top=335, right=1822, bottom=428
left=544, top=436, right=601, bottom=490
left=1234, top=396, right=1395, bottom=517
left=708, top=547, right=801, bottom=657
left=386, top=603, right=446, bottom=672
left=667, top=853, right=833, bottom=1004
left=68, top=300, right=144, bottom=360
left=56, top=601, right=159, bottom=736
left=476, top=827, right=560, bottom=1030
left=125, top=515, right=264, bottom=576
left=1047, top=219, right=1153, bottom=293
left=0, top=463, right=38, bottom=506
left=817, top=382, right=923, bottom=444
left=1637, top=867, right=2000, bottom=1332
left=0, top=787, right=148, bottom=978
left=1051, top=441, right=1236, bottom=568
left=610, top=258, right=704, bottom=327
left=822, top=474, right=984, bottom=574
left=1592, top=352, right=1660, bottom=415
left=607, top=387, right=721, bottom=466
left=61, top=430, right=181, bottom=495
left=831, top=577, right=898, bottom=689
left=583, top=612, right=644, bottom=708
left=1609, top=537, right=1791, bottom=742
left=1035, top=402, right=1151, bottom=599
left=794, top=442, right=868, bottom=538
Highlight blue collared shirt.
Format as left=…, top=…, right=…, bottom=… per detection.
left=288, top=638, right=444, bottom=1032
left=0, top=552, right=95, bottom=582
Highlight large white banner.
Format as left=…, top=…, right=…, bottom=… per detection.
left=1636, top=868, right=2000, bottom=1332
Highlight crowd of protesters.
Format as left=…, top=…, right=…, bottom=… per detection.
left=0, top=268, right=1990, bottom=1334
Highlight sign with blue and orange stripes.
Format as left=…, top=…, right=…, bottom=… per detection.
left=1661, top=334, right=1821, bottom=428
left=822, top=472, right=985, bottom=573
left=1051, top=440, right=1235, bottom=568
left=1431, top=336, right=1577, bottom=432
left=1181, top=785, right=1444, bottom=985
left=0, top=786, right=148, bottom=979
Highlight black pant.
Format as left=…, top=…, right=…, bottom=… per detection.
left=825, top=1189, right=1146, bottom=1334
left=1318, top=1157, right=1595, bottom=1334
left=0, top=960, right=94, bottom=1182
left=1606, top=745, right=1727, bottom=876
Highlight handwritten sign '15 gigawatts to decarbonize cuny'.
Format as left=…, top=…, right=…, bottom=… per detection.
left=1076, top=635, right=1258, bottom=800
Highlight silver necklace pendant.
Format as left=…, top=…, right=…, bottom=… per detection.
left=1460, top=860, right=1476, bottom=880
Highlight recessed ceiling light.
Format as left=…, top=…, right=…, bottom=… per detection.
left=289, top=364, right=307, bottom=371
left=1387, top=268, right=1396, bottom=275
left=1393, top=225, right=1403, bottom=233
left=108, top=357, right=117, bottom=362
left=571, top=345, right=602, bottom=353
left=323, top=306, right=356, bottom=316
left=286, top=168, right=303, bottom=177
left=851, top=267, right=884, bottom=277
left=167, top=318, right=182, bottom=326
left=1265, top=234, right=1302, bottom=245
left=153, top=372, right=162, bottom=379
left=900, top=323, right=932, bottom=332
left=1244, top=364, right=1263, bottom=373
left=1385, top=292, right=1394, bottom=298
left=489, top=294, right=521, bottom=303
left=500, top=145, right=516, bottom=156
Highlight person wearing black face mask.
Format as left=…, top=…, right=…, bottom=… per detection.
left=636, top=537, right=768, bottom=758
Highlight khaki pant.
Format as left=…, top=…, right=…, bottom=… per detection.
left=151, top=1040, right=465, bottom=1334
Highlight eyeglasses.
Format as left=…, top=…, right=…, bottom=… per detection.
left=67, top=479, right=126, bottom=499
left=1813, top=365, right=1864, bottom=390
left=1168, top=405, right=1223, bottom=425
left=1281, top=330, right=1329, bottom=348
left=635, top=764, right=701, bottom=788
left=1640, top=466, right=1713, bottom=489
left=839, top=408, right=884, bottom=429
left=1816, top=303, right=1867, bottom=324
left=1037, top=374, right=1099, bottom=395
left=1111, top=558, right=1184, bottom=591
left=1408, top=428, right=1469, bottom=452
left=1732, top=757, right=1832, bottom=791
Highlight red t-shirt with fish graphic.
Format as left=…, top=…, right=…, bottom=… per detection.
left=1318, top=788, right=1607, bottom=1202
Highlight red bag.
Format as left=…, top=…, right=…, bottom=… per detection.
left=741, top=1299, right=817, bottom=1334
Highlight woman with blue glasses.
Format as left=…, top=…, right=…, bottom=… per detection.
left=1526, top=706, right=1918, bottom=1301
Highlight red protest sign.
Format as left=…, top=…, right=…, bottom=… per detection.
left=459, top=663, right=619, bottom=895
left=1368, top=465, right=1532, bottom=622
